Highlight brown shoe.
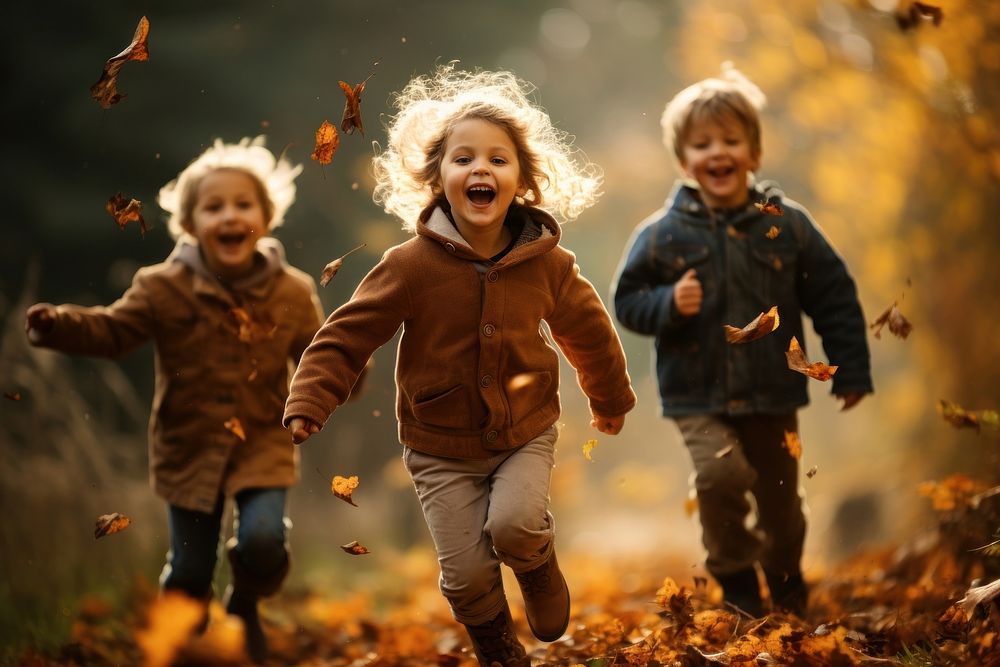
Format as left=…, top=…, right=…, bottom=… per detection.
left=514, top=550, right=570, bottom=642
left=464, top=603, right=530, bottom=667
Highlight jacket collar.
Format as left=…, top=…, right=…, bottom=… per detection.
left=416, top=204, right=560, bottom=266
left=169, top=235, right=286, bottom=303
left=667, top=180, right=785, bottom=228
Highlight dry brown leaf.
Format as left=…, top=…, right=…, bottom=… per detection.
left=341, top=540, right=371, bottom=555
left=725, top=306, right=780, bottom=344
left=754, top=200, right=784, bottom=216
left=785, top=336, right=837, bottom=381
left=339, top=63, right=378, bottom=136
left=783, top=430, right=802, bottom=460
left=870, top=301, right=913, bottom=340
left=224, top=417, right=246, bottom=442
left=4, top=391, right=21, bottom=401
left=310, top=120, right=340, bottom=166
left=94, top=512, right=131, bottom=539
left=938, top=400, right=998, bottom=433
left=106, top=193, right=149, bottom=237
left=806, top=465, right=818, bottom=479
left=332, top=475, right=360, bottom=507
left=897, top=1, right=944, bottom=31
left=320, top=243, right=367, bottom=287
left=765, top=225, right=781, bottom=239
left=90, top=16, right=150, bottom=109
left=582, top=439, right=598, bottom=462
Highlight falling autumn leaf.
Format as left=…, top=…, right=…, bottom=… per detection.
left=311, top=120, right=340, bottom=166
left=331, top=475, right=360, bottom=507
left=938, top=399, right=999, bottom=433
left=229, top=307, right=276, bottom=343
left=341, top=540, right=371, bottom=555
left=106, top=193, right=149, bottom=237
left=806, top=466, right=818, bottom=479
left=870, top=301, right=913, bottom=340
left=765, top=225, right=781, bottom=239
left=90, top=16, right=150, bottom=109
left=897, top=1, right=944, bottom=31
left=715, top=444, right=733, bottom=459
left=94, top=512, right=131, bottom=539
left=582, top=439, right=598, bottom=462
left=339, top=62, right=378, bottom=136
left=224, top=417, right=246, bottom=442
left=724, top=306, right=780, bottom=344
left=754, top=200, right=784, bottom=216
left=320, top=243, right=367, bottom=287
left=783, top=430, right=802, bottom=460
left=785, top=336, right=838, bottom=381
left=4, top=391, right=21, bottom=401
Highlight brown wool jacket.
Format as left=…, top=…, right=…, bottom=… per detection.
left=284, top=205, right=636, bottom=459
left=28, top=238, right=323, bottom=512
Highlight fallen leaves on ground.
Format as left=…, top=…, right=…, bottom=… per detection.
left=785, top=336, right=838, bottom=381
left=331, top=475, right=360, bottom=506
left=310, top=120, right=340, bottom=166
left=320, top=243, right=367, bottom=287
left=341, top=540, right=371, bottom=555
left=582, top=439, right=598, bottom=462
left=106, top=193, right=149, bottom=237
left=938, top=399, right=999, bottom=433
left=133, top=592, right=204, bottom=667
left=724, top=306, right=779, bottom=344
left=223, top=417, right=246, bottom=442
left=870, top=300, right=913, bottom=340
left=94, top=513, right=131, bottom=539
left=90, top=16, right=150, bottom=109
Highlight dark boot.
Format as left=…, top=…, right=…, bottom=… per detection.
left=223, top=584, right=267, bottom=664
left=717, top=568, right=764, bottom=617
left=514, top=549, right=570, bottom=642
left=765, top=570, right=808, bottom=617
left=463, top=603, right=530, bottom=667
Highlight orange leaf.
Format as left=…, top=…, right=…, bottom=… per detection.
left=870, top=301, right=913, bottom=340
left=310, top=120, right=340, bottom=165
left=938, top=399, right=999, bottom=433
left=783, top=430, right=802, bottom=460
left=94, top=512, right=131, bottom=539
left=785, top=336, right=837, bottom=381
left=331, top=475, right=360, bottom=506
left=224, top=417, right=246, bottom=442
left=754, top=199, right=784, bottom=216
left=229, top=307, right=276, bottom=343
left=724, top=306, right=780, bottom=344
left=341, top=540, right=371, bottom=555
left=90, top=16, right=150, bottom=109
left=582, top=439, right=598, bottom=462
left=106, top=193, right=149, bottom=237
left=765, top=225, right=781, bottom=239
left=320, top=243, right=367, bottom=287
left=4, top=391, right=21, bottom=401
left=134, top=591, right=204, bottom=667
left=339, top=62, right=378, bottom=136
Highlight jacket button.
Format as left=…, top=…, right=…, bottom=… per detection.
left=480, top=374, right=493, bottom=388
left=485, top=430, right=499, bottom=443
left=483, top=324, right=495, bottom=336
left=487, top=270, right=499, bottom=282
left=444, top=242, right=456, bottom=253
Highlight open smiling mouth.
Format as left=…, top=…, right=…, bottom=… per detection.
left=707, top=166, right=736, bottom=178
left=467, top=185, right=496, bottom=205
left=218, top=231, right=248, bottom=248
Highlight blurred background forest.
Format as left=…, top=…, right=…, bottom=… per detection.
left=1, top=0, right=998, bottom=659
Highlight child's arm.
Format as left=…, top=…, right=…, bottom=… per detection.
left=25, top=271, right=154, bottom=358
left=792, top=212, right=874, bottom=400
left=547, top=259, right=637, bottom=428
left=613, top=222, right=691, bottom=335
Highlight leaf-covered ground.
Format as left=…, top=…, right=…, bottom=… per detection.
left=14, top=484, right=1000, bottom=667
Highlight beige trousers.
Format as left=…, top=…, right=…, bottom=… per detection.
left=674, top=413, right=806, bottom=581
left=403, top=425, right=558, bottom=625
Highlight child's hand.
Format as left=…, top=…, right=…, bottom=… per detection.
left=673, top=269, right=702, bottom=316
left=590, top=412, right=625, bottom=435
left=288, top=417, right=320, bottom=444
left=25, top=303, right=56, bottom=335
left=836, top=392, right=866, bottom=412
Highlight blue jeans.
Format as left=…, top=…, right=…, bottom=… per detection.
left=160, top=487, right=289, bottom=598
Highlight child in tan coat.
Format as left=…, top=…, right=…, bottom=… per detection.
left=25, top=137, right=322, bottom=663
left=284, top=66, right=636, bottom=666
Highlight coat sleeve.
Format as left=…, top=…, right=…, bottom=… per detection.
left=793, top=210, right=874, bottom=395
left=547, top=257, right=637, bottom=418
left=612, top=220, right=685, bottom=336
left=28, top=269, right=155, bottom=359
left=283, top=254, right=409, bottom=428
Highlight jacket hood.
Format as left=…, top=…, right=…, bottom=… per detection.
left=169, top=235, right=287, bottom=297
left=416, top=203, right=560, bottom=265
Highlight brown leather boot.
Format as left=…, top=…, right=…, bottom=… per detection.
left=514, top=550, right=570, bottom=642
left=464, top=603, right=531, bottom=667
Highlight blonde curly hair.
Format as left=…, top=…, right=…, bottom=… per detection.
left=372, top=65, right=602, bottom=232
left=661, top=63, right=767, bottom=168
left=158, top=136, right=302, bottom=239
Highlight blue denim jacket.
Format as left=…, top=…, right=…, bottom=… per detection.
left=613, top=183, right=873, bottom=416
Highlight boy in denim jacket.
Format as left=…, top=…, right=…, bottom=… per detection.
left=612, top=65, right=872, bottom=617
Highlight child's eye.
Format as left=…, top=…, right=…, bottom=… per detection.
left=202, top=202, right=222, bottom=212
left=491, top=157, right=507, bottom=165
left=454, top=156, right=472, bottom=164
